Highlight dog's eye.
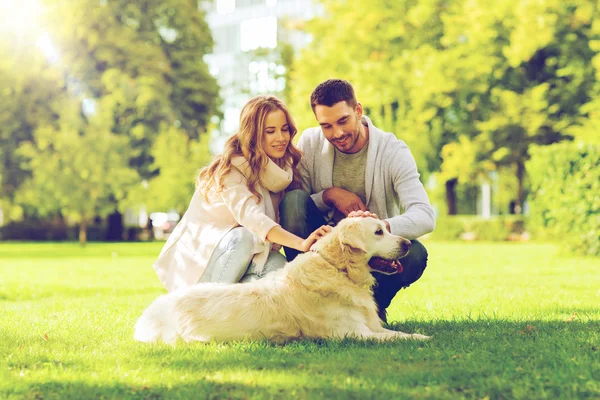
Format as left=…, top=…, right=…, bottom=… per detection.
left=375, top=228, right=384, bottom=236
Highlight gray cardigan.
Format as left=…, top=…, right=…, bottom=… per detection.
left=298, top=115, right=436, bottom=239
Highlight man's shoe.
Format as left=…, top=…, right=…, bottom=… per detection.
left=377, top=307, right=388, bottom=324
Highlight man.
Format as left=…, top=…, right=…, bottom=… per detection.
left=280, top=79, right=435, bottom=323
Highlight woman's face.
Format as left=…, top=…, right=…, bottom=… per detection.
left=262, top=109, right=290, bottom=160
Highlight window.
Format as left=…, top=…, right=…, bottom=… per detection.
left=216, top=0, right=235, bottom=14
left=235, top=0, right=265, bottom=7
left=248, top=61, right=285, bottom=93
left=240, top=16, right=277, bottom=52
left=212, top=24, right=239, bottom=53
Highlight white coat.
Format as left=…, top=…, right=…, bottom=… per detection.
left=153, top=158, right=292, bottom=292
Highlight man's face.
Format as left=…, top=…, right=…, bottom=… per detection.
left=314, top=101, right=365, bottom=154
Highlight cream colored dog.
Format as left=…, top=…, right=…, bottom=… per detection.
left=134, top=217, right=430, bottom=344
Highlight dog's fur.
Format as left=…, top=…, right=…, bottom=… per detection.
left=134, top=217, right=430, bottom=343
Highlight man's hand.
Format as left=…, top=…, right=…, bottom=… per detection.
left=347, top=210, right=391, bottom=232
left=323, top=187, right=367, bottom=216
left=347, top=210, right=377, bottom=219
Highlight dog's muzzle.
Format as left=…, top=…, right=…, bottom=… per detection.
left=368, top=257, right=404, bottom=274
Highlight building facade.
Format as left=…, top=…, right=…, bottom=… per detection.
left=202, top=0, right=320, bottom=141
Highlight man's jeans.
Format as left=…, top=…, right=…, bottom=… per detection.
left=279, top=190, right=428, bottom=312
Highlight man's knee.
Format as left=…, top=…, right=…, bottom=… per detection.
left=395, top=240, right=428, bottom=286
left=406, top=239, right=428, bottom=278
left=372, top=239, right=428, bottom=310
left=279, top=190, right=312, bottom=235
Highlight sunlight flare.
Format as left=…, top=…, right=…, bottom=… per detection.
left=0, top=0, right=46, bottom=36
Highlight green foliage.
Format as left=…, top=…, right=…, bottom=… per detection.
left=292, top=0, right=600, bottom=211
left=428, top=216, right=466, bottom=241
left=0, top=0, right=219, bottom=224
left=15, top=114, right=140, bottom=244
left=42, top=0, right=219, bottom=175
left=569, top=98, right=600, bottom=143
left=430, top=215, right=527, bottom=241
left=438, top=135, right=495, bottom=184
left=128, top=125, right=213, bottom=213
left=0, top=39, right=63, bottom=202
left=0, top=219, right=107, bottom=241
left=527, top=141, right=600, bottom=256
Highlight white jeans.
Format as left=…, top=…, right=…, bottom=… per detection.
left=198, top=227, right=287, bottom=284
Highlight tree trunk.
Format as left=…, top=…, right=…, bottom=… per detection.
left=79, top=220, right=87, bottom=246
left=515, top=161, right=525, bottom=214
left=106, top=210, right=124, bottom=241
left=445, top=178, right=458, bottom=215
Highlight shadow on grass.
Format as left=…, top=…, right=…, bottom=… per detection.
left=386, top=318, right=600, bottom=343
left=3, top=379, right=409, bottom=400
left=130, top=319, right=600, bottom=375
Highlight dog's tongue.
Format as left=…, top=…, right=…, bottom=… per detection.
left=392, top=260, right=403, bottom=273
left=368, top=257, right=404, bottom=273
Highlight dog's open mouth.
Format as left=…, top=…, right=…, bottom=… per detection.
left=368, top=257, right=404, bottom=274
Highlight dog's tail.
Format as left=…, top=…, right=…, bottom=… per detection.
left=134, top=293, right=179, bottom=344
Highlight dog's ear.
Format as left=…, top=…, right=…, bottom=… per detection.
left=338, top=221, right=367, bottom=253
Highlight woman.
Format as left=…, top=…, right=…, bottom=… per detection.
left=153, top=95, right=330, bottom=292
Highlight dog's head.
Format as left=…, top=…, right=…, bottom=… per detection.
left=313, top=217, right=411, bottom=283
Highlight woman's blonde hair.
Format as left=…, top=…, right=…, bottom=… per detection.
left=196, top=95, right=302, bottom=202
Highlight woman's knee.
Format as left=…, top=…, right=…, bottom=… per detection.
left=240, top=251, right=287, bottom=283
left=208, top=228, right=255, bottom=283
left=226, top=227, right=255, bottom=251
left=263, top=251, right=287, bottom=274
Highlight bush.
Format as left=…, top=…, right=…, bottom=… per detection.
left=527, top=142, right=600, bottom=256
left=0, top=219, right=150, bottom=242
left=0, top=220, right=107, bottom=241
left=430, top=216, right=467, bottom=240
left=470, top=216, right=526, bottom=241
left=430, top=215, right=527, bottom=241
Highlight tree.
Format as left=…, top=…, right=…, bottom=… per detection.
left=157, top=0, right=221, bottom=139
left=1, top=0, right=220, bottom=233
left=465, top=0, right=598, bottom=211
left=129, top=125, right=213, bottom=214
left=16, top=110, right=139, bottom=245
left=0, top=31, right=64, bottom=218
left=44, top=0, right=219, bottom=178
left=291, top=0, right=600, bottom=215
left=290, top=0, right=451, bottom=169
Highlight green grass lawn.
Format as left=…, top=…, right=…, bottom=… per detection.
left=1, top=241, right=599, bottom=399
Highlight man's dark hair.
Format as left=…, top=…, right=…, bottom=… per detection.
left=310, top=79, right=357, bottom=112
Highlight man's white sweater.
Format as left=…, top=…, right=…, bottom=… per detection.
left=298, top=115, right=436, bottom=239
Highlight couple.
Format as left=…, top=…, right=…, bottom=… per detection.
left=152, top=79, right=436, bottom=323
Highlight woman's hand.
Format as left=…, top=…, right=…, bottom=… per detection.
left=298, top=225, right=332, bottom=253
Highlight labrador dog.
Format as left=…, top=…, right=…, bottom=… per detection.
left=134, top=217, right=430, bottom=344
